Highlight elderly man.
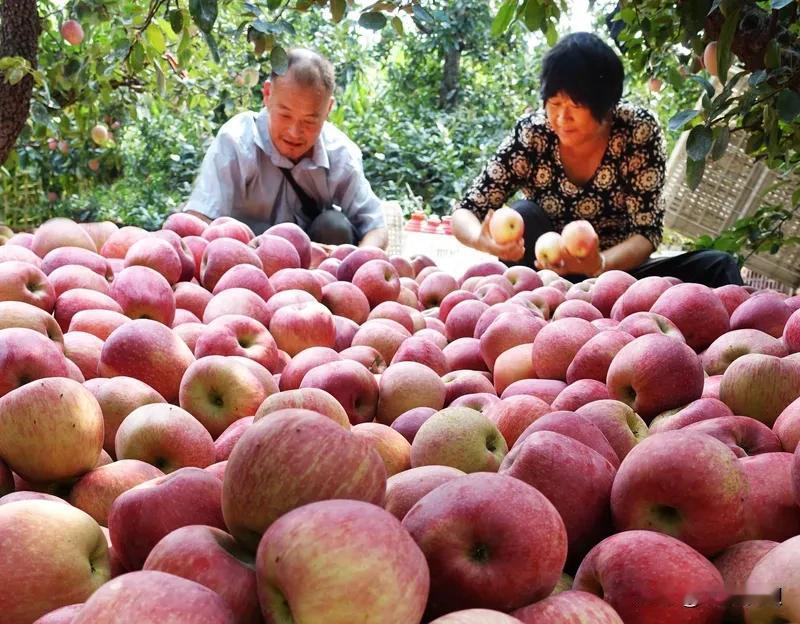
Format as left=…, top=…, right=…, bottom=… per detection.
left=182, top=48, right=388, bottom=249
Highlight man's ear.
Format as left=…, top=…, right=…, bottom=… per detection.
left=262, top=80, right=272, bottom=107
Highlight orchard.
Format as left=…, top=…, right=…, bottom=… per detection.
left=0, top=211, right=799, bottom=623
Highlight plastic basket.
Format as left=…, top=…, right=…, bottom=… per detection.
left=662, top=128, right=800, bottom=289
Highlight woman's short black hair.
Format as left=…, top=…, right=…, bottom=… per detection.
left=540, top=32, right=624, bottom=122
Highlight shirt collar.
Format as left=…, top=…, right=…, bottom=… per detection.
left=256, top=108, right=330, bottom=171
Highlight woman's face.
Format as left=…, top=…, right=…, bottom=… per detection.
left=545, top=92, right=607, bottom=148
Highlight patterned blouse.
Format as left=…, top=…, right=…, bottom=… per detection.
left=455, top=101, right=667, bottom=251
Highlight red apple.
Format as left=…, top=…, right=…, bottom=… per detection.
left=384, top=465, right=465, bottom=520
left=299, top=359, right=379, bottom=425
left=376, top=361, right=446, bottom=425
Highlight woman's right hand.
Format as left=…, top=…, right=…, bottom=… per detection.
left=474, top=209, right=525, bottom=262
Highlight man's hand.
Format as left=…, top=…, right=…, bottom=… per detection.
left=535, top=244, right=603, bottom=276
left=474, top=210, right=525, bottom=262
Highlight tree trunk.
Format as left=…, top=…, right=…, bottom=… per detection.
left=438, top=46, right=461, bottom=110
left=0, top=0, right=40, bottom=166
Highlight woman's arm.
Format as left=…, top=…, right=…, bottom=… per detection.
left=452, top=208, right=525, bottom=261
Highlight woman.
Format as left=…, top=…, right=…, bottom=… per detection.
left=451, top=32, right=742, bottom=287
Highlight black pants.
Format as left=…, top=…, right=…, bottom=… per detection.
left=510, top=199, right=744, bottom=288
left=239, top=209, right=357, bottom=245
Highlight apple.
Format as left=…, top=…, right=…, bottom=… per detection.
left=419, top=271, right=459, bottom=308
left=492, top=344, right=538, bottom=396
left=321, top=280, right=370, bottom=324
left=268, top=301, right=336, bottom=357
left=411, top=406, right=507, bottom=472
left=351, top=259, right=401, bottom=307
left=561, top=220, right=598, bottom=259
left=532, top=317, right=598, bottom=381
left=450, top=392, right=502, bottom=414
left=616, top=310, right=685, bottom=340
left=31, top=603, right=84, bottom=623
left=299, top=359, right=379, bottom=425
left=744, top=534, right=800, bottom=623
left=572, top=400, right=646, bottom=461
left=351, top=422, right=412, bottom=476
left=501, top=430, right=616, bottom=563
left=194, top=314, right=278, bottom=373
left=202, top=221, right=252, bottom=244
left=0, top=260, right=55, bottom=311
left=515, top=410, right=617, bottom=466
left=173, top=282, right=212, bottom=320
left=54, top=288, right=124, bottom=332
left=212, top=416, right=253, bottom=462
left=350, top=318, right=411, bottom=363
left=72, top=570, right=235, bottom=622
left=264, top=222, right=312, bottom=268
left=588, top=270, right=636, bottom=317
left=480, top=313, right=546, bottom=372
left=606, top=333, right=704, bottom=421
left=719, top=353, right=800, bottom=426
left=443, top=337, right=488, bottom=372
left=649, top=283, right=730, bottom=352
left=615, top=275, right=673, bottom=318
left=84, top=376, right=164, bottom=457
left=339, top=344, right=387, bottom=373
left=0, top=500, right=109, bottom=623
left=611, top=430, right=747, bottom=556
left=534, top=231, right=564, bottom=266
left=98, top=226, right=147, bottom=259
left=514, top=592, right=623, bottom=623
left=566, top=330, right=634, bottom=384
left=551, top=299, right=603, bottom=322
left=200, top=238, right=262, bottom=291
left=573, top=530, right=726, bottom=624
left=384, top=465, right=465, bottom=520
left=179, top=355, right=274, bottom=439
left=377, top=361, right=446, bottom=426
left=32, top=218, right=96, bottom=257
left=0, top=377, right=102, bottom=483
left=403, top=472, right=567, bottom=615
left=551, top=379, right=610, bottom=411
left=257, top=499, right=428, bottom=623
left=110, top=265, right=175, bottom=325
left=701, top=328, right=788, bottom=375
left=682, top=415, right=782, bottom=457
left=739, top=452, right=800, bottom=542
left=391, top=336, right=448, bottom=376
left=0, top=243, right=41, bottom=266
left=107, top=468, right=226, bottom=571
left=774, top=396, right=800, bottom=451
left=115, top=403, right=215, bottom=472
left=68, top=460, right=164, bottom=527
left=712, top=539, right=777, bottom=623
left=99, top=319, right=195, bottom=403
left=250, top=233, right=302, bottom=277
left=648, top=397, right=734, bottom=433
left=255, top=387, right=350, bottom=429
left=222, top=409, right=386, bottom=551
left=124, top=237, right=181, bottom=285
left=729, top=292, right=793, bottom=338
left=48, top=264, right=111, bottom=299
left=784, top=307, right=800, bottom=353
left=703, top=40, right=718, bottom=76
left=143, top=525, right=259, bottom=623
left=0, top=327, right=70, bottom=398
left=63, top=331, right=103, bottom=380
left=489, top=207, right=524, bottom=244
left=202, top=287, right=271, bottom=327
left=335, top=246, right=388, bottom=283
left=443, top=369, right=496, bottom=405
left=163, top=212, right=208, bottom=237
left=484, top=395, right=551, bottom=447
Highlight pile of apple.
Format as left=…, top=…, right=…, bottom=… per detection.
left=0, top=212, right=799, bottom=624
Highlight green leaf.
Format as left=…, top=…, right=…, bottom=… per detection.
left=776, top=90, right=800, bottom=122
left=717, top=7, right=740, bottom=83
left=331, top=0, right=346, bottom=23
left=686, top=125, right=713, bottom=161
left=524, top=0, right=544, bottom=31
left=391, top=16, right=404, bottom=36
left=688, top=74, right=715, bottom=99
left=771, top=0, right=793, bottom=8
left=545, top=20, right=558, bottom=46
left=129, top=41, right=145, bottom=72
left=745, top=130, right=764, bottom=153
left=748, top=69, right=767, bottom=86
left=202, top=30, right=220, bottom=63
left=270, top=45, right=288, bottom=75
left=492, top=0, right=517, bottom=37
left=793, top=186, right=800, bottom=207
left=764, top=39, right=781, bottom=69
left=6, top=67, right=24, bottom=85
left=359, top=12, right=387, bottom=30
left=710, top=126, right=730, bottom=161
left=686, top=156, right=706, bottom=190
left=145, top=25, right=166, bottom=54
left=189, top=0, right=218, bottom=34
left=411, top=5, right=434, bottom=23
left=267, top=0, right=282, bottom=8
left=668, top=109, right=699, bottom=131
left=168, top=9, right=183, bottom=33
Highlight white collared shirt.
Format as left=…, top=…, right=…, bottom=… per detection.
left=183, top=108, right=384, bottom=238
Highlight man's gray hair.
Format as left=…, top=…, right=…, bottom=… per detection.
left=271, top=48, right=335, bottom=93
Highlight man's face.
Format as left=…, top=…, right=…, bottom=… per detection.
left=263, top=74, right=333, bottom=162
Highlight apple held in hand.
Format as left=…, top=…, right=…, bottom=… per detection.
left=489, top=207, right=524, bottom=244
left=561, top=220, right=599, bottom=259
left=534, top=231, right=564, bottom=266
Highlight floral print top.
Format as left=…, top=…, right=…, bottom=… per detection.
left=455, top=101, right=667, bottom=250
